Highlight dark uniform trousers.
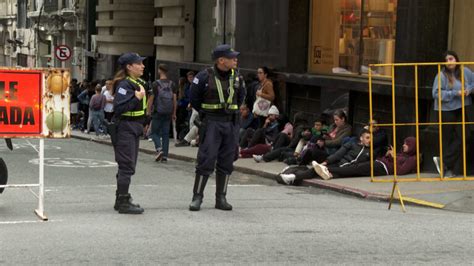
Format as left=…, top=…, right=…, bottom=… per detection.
left=196, top=119, right=239, bottom=177
left=114, top=120, right=143, bottom=193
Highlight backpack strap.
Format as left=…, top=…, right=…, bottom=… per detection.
left=152, top=80, right=161, bottom=97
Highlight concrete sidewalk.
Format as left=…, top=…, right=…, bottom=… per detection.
left=72, top=131, right=474, bottom=213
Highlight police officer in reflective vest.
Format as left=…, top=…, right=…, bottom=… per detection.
left=111, top=52, right=147, bottom=214
left=189, top=44, right=246, bottom=211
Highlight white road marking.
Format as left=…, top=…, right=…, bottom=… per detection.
left=29, top=158, right=117, bottom=168
left=221, top=184, right=264, bottom=187
left=0, top=143, right=62, bottom=151
left=0, top=219, right=63, bottom=225
left=37, top=184, right=266, bottom=189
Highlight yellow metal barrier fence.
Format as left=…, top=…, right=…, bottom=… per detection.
left=368, top=62, right=474, bottom=211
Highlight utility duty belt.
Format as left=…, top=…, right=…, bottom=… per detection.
left=120, top=115, right=145, bottom=121
left=204, top=113, right=237, bottom=122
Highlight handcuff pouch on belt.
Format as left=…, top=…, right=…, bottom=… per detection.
left=106, top=118, right=120, bottom=145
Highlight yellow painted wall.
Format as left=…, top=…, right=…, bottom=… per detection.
left=451, top=0, right=474, bottom=61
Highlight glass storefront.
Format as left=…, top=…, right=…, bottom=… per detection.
left=309, top=0, right=397, bottom=76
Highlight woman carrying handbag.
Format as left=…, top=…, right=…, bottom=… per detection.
left=253, top=66, right=275, bottom=127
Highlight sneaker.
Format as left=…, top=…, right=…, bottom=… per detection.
left=278, top=165, right=291, bottom=175
left=253, top=154, right=263, bottom=163
left=161, top=157, right=168, bottom=163
left=148, top=138, right=153, bottom=142
left=280, top=173, right=296, bottom=185
left=155, top=150, right=163, bottom=162
left=444, top=169, right=455, bottom=178
left=83, top=130, right=88, bottom=134
left=433, top=156, right=441, bottom=175
left=175, top=141, right=190, bottom=147
left=311, top=160, right=320, bottom=168
left=312, top=161, right=332, bottom=180
left=190, top=139, right=198, bottom=147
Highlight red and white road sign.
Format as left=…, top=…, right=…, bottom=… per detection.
left=54, top=45, right=72, bottom=61
left=0, top=69, right=43, bottom=136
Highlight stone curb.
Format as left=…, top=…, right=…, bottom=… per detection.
left=71, top=134, right=421, bottom=208
left=302, top=179, right=389, bottom=201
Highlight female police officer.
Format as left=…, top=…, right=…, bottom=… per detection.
left=111, top=52, right=147, bottom=214
left=188, top=44, right=245, bottom=211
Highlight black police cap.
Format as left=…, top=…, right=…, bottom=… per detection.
left=212, top=44, right=240, bottom=60
left=117, top=52, right=146, bottom=67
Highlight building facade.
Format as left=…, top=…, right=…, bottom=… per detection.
left=0, top=0, right=36, bottom=67
left=0, top=0, right=87, bottom=80
left=142, top=0, right=473, bottom=172
left=2, top=0, right=473, bottom=171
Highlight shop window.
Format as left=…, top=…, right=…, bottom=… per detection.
left=44, top=0, right=59, bottom=12
left=17, top=53, right=27, bottom=67
left=309, top=0, right=397, bottom=76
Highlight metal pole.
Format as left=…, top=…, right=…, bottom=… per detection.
left=35, top=139, right=48, bottom=220
left=461, top=65, right=467, bottom=179
left=391, top=65, right=397, bottom=182
left=414, top=65, right=420, bottom=180
left=368, top=67, right=374, bottom=182
left=437, top=65, right=444, bottom=178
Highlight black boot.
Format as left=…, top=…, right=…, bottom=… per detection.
left=117, top=194, right=144, bottom=214
left=215, top=173, right=232, bottom=211
left=189, top=174, right=208, bottom=211
left=114, top=190, right=141, bottom=211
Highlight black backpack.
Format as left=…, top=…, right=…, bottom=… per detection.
left=153, top=80, right=174, bottom=114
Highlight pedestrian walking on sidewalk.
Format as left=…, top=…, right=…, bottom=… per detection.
left=89, top=84, right=107, bottom=136
left=147, top=64, right=177, bottom=162
left=111, top=52, right=148, bottom=214
left=188, top=44, right=246, bottom=211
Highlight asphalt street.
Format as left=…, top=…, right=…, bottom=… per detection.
left=0, top=139, right=473, bottom=264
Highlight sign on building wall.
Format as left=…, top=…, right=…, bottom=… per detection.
left=0, top=68, right=70, bottom=138
left=308, top=0, right=340, bottom=73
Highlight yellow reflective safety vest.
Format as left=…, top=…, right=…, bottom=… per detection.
left=122, top=76, right=147, bottom=117
left=201, top=68, right=239, bottom=113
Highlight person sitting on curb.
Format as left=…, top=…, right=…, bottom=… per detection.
left=365, top=118, right=388, bottom=158
left=239, top=104, right=258, bottom=140
left=175, top=114, right=202, bottom=147
left=344, top=118, right=388, bottom=158
left=239, top=105, right=280, bottom=149
left=311, top=136, right=417, bottom=181
left=253, top=118, right=328, bottom=164
left=277, top=129, right=371, bottom=184
left=298, top=109, right=352, bottom=165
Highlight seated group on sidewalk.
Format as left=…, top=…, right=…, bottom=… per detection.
left=277, top=134, right=417, bottom=185
left=240, top=109, right=351, bottom=162
left=233, top=106, right=418, bottom=184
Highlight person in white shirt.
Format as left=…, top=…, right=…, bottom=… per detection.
left=103, top=79, right=114, bottom=121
